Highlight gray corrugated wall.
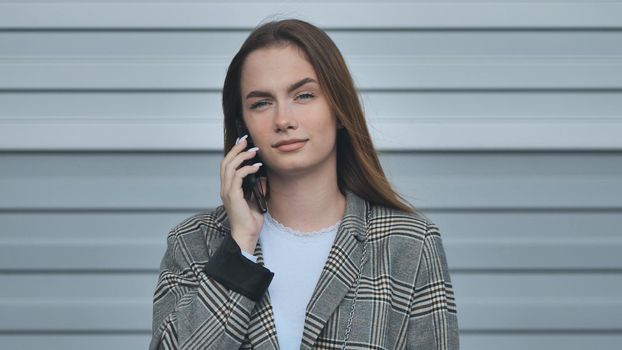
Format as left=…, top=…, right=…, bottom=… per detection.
left=1, top=1, right=621, bottom=349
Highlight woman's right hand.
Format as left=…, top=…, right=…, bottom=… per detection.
left=219, top=134, right=266, bottom=254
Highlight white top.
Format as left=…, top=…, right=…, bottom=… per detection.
left=241, top=211, right=340, bottom=349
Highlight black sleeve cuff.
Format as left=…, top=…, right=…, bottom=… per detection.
left=203, top=234, right=274, bottom=302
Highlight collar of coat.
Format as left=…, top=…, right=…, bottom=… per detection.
left=212, top=189, right=370, bottom=349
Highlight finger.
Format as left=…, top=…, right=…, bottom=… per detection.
left=222, top=147, right=259, bottom=193
left=220, top=134, right=248, bottom=181
left=222, top=134, right=249, bottom=169
left=220, top=135, right=256, bottom=183
left=231, top=162, right=263, bottom=198
left=222, top=140, right=255, bottom=183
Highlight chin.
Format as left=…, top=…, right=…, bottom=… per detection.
left=269, top=160, right=314, bottom=176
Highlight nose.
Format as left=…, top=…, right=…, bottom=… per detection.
left=273, top=102, right=298, bottom=132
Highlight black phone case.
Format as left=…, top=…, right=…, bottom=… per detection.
left=235, top=119, right=268, bottom=213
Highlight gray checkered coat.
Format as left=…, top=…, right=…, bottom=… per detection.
left=150, top=189, right=459, bottom=349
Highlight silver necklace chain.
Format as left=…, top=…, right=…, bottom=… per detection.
left=340, top=232, right=368, bottom=350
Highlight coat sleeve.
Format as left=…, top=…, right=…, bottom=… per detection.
left=406, top=221, right=460, bottom=350
left=149, top=225, right=274, bottom=350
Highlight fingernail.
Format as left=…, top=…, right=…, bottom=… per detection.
left=246, top=147, right=259, bottom=153
left=237, top=134, right=248, bottom=144
left=235, top=136, right=240, bottom=144
left=252, top=162, right=263, bottom=167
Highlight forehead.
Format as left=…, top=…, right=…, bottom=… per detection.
left=240, top=44, right=317, bottom=91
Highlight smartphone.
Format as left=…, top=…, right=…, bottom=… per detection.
left=235, top=118, right=268, bottom=213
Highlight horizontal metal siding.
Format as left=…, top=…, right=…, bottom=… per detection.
left=1, top=1, right=621, bottom=349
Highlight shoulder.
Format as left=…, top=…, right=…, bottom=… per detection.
left=364, top=202, right=446, bottom=285
left=367, top=202, right=438, bottom=243
left=167, top=205, right=228, bottom=239
left=164, top=205, right=229, bottom=262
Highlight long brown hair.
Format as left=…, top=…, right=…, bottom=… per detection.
left=222, top=18, right=416, bottom=214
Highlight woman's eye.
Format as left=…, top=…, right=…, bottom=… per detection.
left=250, top=100, right=268, bottom=110
left=250, top=93, right=314, bottom=110
left=297, top=93, right=314, bottom=101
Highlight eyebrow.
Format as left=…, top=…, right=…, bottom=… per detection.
left=245, top=77, right=317, bottom=100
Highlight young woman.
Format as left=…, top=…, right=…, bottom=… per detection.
left=150, top=18, right=458, bottom=350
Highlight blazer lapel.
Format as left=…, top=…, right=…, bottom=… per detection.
left=214, top=189, right=369, bottom=350
left=247, top=240, right=280, bottom=350
left=300, top=190, right=369, bottom=349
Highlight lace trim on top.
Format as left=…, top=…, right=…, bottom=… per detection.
left=264, top=210, right=341, bottom=237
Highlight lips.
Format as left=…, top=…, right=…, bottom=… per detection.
left=273, top=138, right=308, bottom=148
left=275, top=140, right=307, bottom=152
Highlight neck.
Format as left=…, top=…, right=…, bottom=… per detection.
left=266, top=167, right=346, bottom=234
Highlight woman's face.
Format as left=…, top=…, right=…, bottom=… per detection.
left=240, top=44, right=340, bottom=178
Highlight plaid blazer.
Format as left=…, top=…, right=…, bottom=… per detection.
left=150, top=189, right=459, bottom=349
